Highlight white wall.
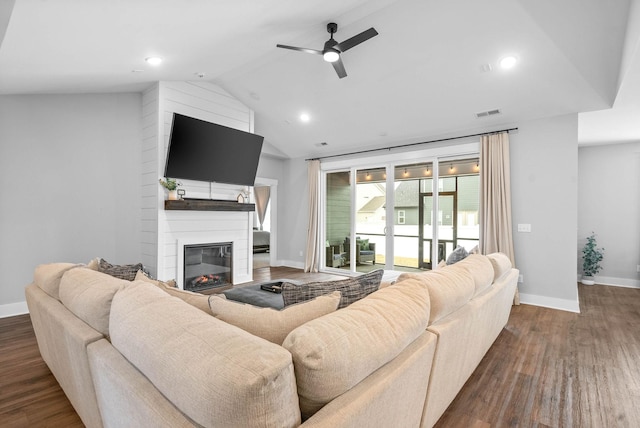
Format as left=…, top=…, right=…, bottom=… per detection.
left=578, top=141, right=640, bottom=287
left=509, top=114, right=580, bottom=311
left=0, top=93, right=142, bottom=316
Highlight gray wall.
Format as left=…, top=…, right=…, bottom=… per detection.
left=578, top=141, right=640, bottom=287
left=0, top=93, right=142, bottom=313
left=510, top=114, right=579, bottom=311
left=279, top=113, right=581, bottom=311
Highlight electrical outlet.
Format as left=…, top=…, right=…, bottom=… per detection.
left=299, top=250, right=303, bottom=257
left=518, top=274, right=524, bottom=283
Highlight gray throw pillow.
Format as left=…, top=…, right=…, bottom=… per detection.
left=98, top=258, right=144, bottom=281
left=282, top=269, right=383, bottom=309
left=446, top=246, right=469, bottom=265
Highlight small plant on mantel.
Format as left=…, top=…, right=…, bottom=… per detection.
left=581, top=232, right=604, bottom=285
left=159, top=178, right=181, bottom=200
left=159, top=178, right=180, bottom=191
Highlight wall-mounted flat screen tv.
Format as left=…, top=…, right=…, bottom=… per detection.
left=164, top=113, right=264, bottom=187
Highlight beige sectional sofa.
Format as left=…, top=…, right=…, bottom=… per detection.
left=25, top=253, right=517, bottom=428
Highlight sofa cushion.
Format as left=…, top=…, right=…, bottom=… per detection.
left=398, top=268, right=475, bottom=324
left=209, top=291, right=341, bottom=344
left=487, top=252, right=513, bottom=281
left=133, top=270, right=176, bottom=288
left=282, top=269, right=383, bottom=309
left=98, top=258, right=143, bottom=281
left=133, top=270, right=211, bottom=314
left=110, top=282, right=301, bottom=427
left=34, top=262, right=82, bottom=301
left=59, top=268, right=128, bottom=336
left=444, top=254, right=494, bottom=297
left=282, top=278, right=430, bottom=419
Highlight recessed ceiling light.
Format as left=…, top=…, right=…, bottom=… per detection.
left=145, top=56, right=163, bottom=66
left=300, top=113, right=310, bottom=123
left=499, top=56, right=517, bottom=69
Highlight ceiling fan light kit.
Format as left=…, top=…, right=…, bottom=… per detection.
left=277, top=22, right=378, bottom=78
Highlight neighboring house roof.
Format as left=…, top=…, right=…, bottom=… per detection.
left=394, top=181, right=419, bottom=208
left=358, top=196, right=385, bottom=213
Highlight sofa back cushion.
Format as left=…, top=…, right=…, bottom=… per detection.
left=398, top=267, right=475, bottom=324
left=282, top=278, right=430, bottom=420
left=209, top=291, right=341, bottom=344
left=59, top=268, right=128, bottom=336
left=487, top=252, right=513, bottom=281
left=444, top=254, right=495, bottom=297
left=110, top=282, right=301, bottom=428
left=133, top=270, right=211, bottom=314
left=34, top=263, right=83, bottom=301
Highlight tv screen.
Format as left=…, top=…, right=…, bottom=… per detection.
left=164, top=113, right=264, bottom=187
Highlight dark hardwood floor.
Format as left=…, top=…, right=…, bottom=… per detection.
left=2, top=268, right=639, bottom=427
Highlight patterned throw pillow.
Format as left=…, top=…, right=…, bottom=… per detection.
left=446, top=246, right=469, bottom=265
left=98, top=258, right=144, bottom=281
left=282, top=269, right=383, bottom=309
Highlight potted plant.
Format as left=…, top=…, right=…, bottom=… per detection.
left=159, top=178, right=180, bottom=200
left=581, top=232, right=604, bottom=285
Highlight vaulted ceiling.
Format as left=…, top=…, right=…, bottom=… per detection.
left=1, top=0, right=638, bottom=158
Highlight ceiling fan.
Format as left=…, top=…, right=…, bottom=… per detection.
left=277, top=22, right=378, bottom=79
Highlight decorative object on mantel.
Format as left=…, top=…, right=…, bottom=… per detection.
left=237, top=186, right=251, bottom=204
left=177, top=189, right=186, bottom=200
left=581, top=232, right=604, bottom=285
left=159, top=178, right=181, bottom=201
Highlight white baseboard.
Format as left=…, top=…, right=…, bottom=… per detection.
left=519, top=293, right=580, bottom=313
left=280, top=260, right=305, bottom=270
left=593, top=276, right=640, bottom=289
left=0, top=301, right=29, bottom=318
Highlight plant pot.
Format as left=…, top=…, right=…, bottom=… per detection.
left=581, top=276, right=595, bottom=285
left=167, top=190, right=178, bottom=201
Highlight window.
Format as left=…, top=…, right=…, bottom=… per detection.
left=398, top=210, right=406, bottom=224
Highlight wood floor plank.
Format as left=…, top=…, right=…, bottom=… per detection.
left=2, top=271, right=640, bottom=427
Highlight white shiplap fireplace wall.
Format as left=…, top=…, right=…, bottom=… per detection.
left=141, top=81, right=254, bottom=285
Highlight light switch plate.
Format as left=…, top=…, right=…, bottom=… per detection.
left=517, top=224, right=532, bottom=233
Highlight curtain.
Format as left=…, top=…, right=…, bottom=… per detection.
left=480, top=132, right=519, bottom=304
left=304, top=160, right=321, bottom=272
left=254, top=186, right=270, bottom=230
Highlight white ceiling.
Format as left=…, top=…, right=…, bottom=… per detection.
left=1, top=0, right=639, bottom=158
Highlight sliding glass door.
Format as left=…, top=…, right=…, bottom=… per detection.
left=323, top=156, right=479, bottom=273
left=353, top=167, right=386, bottom=271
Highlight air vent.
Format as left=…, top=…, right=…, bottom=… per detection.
left=476, top=109, right=501, bottom=118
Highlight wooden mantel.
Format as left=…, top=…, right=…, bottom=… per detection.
left=164, top=198, right=255, bottom=212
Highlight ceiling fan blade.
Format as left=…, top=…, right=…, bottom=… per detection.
left=276, top=44, right=323, bottom=56
left=334, top=27, right=378, bottom=52
left=332, top=57, right=347, bottom=79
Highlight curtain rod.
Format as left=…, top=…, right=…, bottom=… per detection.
left=305, top=127, right=518, bottom=161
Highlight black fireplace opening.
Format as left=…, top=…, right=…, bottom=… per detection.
left=183, top=242, right=232, bottom=292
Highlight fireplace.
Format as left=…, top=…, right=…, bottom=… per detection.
left=182, top=242, right=232, bottom=292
